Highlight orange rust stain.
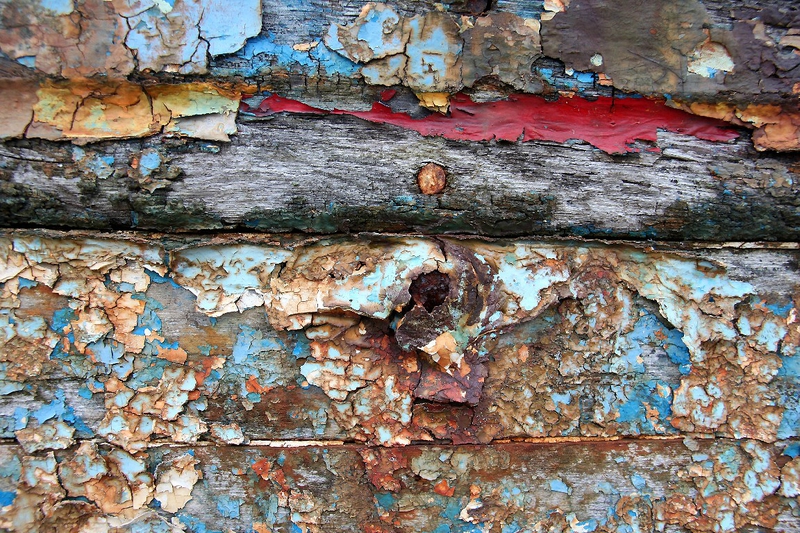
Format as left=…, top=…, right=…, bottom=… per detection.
left=252, top=458, right=272, bottom=480
left=433, top=479, right=455, bottom=497
left=156, top=345, right=188, bottom=364
left=246, top=376, right=271, bottom=394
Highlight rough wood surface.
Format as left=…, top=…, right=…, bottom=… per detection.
left=2, top=118, right=798, bottom=240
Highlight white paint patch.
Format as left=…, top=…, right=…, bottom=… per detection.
left=688, top=41, right=734, bottom=78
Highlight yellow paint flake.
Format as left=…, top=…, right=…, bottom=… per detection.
left=416, top=92, right=451, bottom=113
left=24, top=80, right=242, bottom=143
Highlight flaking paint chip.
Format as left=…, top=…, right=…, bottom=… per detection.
left=154, top=454, right=201, bottom=513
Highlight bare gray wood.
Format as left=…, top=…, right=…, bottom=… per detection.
left=1, top=117, right=797, bottom=241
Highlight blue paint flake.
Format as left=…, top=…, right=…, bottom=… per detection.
left=549, top=478, right=572, bottom=494
left=32, top=390, right=66, bottom=423
left=86, top=338, right=125, bottom=365
left=784, top=443, right=800, bottom=458
left=375, top=492, right=396, bottom=510
left=0, top=455, right=21, bottom=481
left=630, top=474, right=647, bottom=491
left=0, top=491, right=16, bottom=507
left=17, top=277, right=37, bottom=289
left=216, top=495, right=242, bottom=518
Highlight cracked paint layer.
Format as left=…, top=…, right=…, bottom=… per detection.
left=0, top=232, right=797, bottom=449
left=0, top=80, right=241, bottom=143
left=1, top=439, right=798, bottom=532
left=154, top=453, right=200, bottom=513
left=0, top=0, right=797, bottom=152
left=0, top=0, right=262, bottom=77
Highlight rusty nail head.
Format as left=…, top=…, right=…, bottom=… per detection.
left=417, top=163, right=447, bottom=195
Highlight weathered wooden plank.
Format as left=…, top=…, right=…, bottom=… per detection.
left=1, top=118, right=798, bottom=240
left=1, top=438, right=799, bottom=532
left=0, top=1, right=797, bottom=150
left=1, top=232, right=797, bottom=452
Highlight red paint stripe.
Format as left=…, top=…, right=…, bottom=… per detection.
left=243, top=93, right=739, bottom=154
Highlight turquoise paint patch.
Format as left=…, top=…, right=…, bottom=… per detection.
left=86, top=338, right=125, bottom=365
left=0, top=455, right=21, bottom=482
left=291, top=331, right=311, bottom=359
left=235, top=33, right=316, bottom=75
left=125, top=355, right=169, bottom=390
left=16, top=56, right=36, bottom=68
left=146, top=268, right=182, bottom=290
left=355, top=6, right=403, bottom=57
left=615, top=379, right=674, bottom=433
left=311, top=43, right=359, bottom=76
left=232, top=325, right=281, bottom=364
left=17, top=278, right=37, bottom=289
left=133, top=297, right=164, bottom=335
left=39, top=0, right=74, bottom=15
left=784, top=443, right=800, bottom=458
left=139, top=151, right=162, bottom=176
left=13, top=407, right=28, bottom=430
left=778, top=353, right=800, bottom=377
left=32, top=390, right=66, bottom=423
left=216, top=495, right=242, bottom=518
left=551, top=391, right=573, bottom=414
left=630, top=474, right=647, bottom=491
left=766, top=301, right=794, bottom=318
left=375, top=492, right=396, bottom=510
left=106, top=448, right=146, bottom=480
left=549, top=478, right=571, bottom=494
left=596, top=481, right=617, bottom=495
left=15, top=315, right=46, bottom=339
left=63, top=405, right=94, bottom=438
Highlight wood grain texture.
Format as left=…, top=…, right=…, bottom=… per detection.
left=1, top=117, right=797, bottom=240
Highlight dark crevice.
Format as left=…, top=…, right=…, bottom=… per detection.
left=408, top=270, right=450, bottom=312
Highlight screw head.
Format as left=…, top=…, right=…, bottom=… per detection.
left=417, top=163, right=447, bottom=195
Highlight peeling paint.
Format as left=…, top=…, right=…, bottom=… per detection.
left=155, top=453, right=201, bottom=513
left=246, top=92, right=739, bottom=154
left=1, top=233, right=796, bottom=449
left=0, top=0, right=261, bottom=77
left=669, top=100, right=800, bottom=152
